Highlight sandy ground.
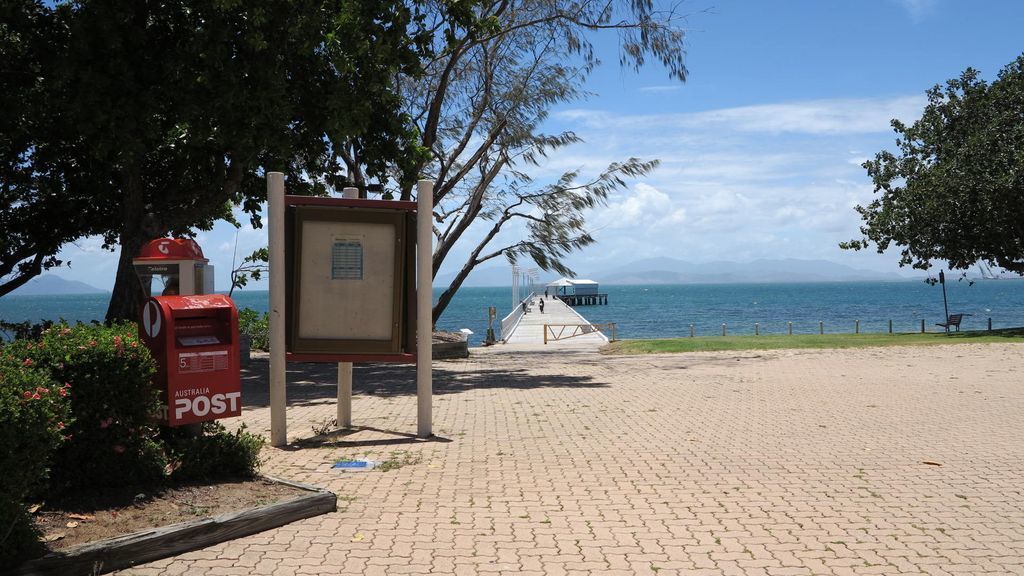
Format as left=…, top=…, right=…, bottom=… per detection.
left=121, top=342, right=1024, bottom=575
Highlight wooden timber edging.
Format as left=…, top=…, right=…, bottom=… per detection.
left=14, top=476, right=337, bottom=576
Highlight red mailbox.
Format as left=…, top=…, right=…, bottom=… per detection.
left=139, top=294, right=241, bottom=426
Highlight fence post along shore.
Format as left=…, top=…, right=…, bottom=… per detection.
left=680, top=315, right=1005, bottom=338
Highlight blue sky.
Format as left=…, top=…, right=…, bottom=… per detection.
left=54, top=0, right=1024, bottom=290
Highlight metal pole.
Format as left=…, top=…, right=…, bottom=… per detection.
left=921, top=319, right=925, bottom=333
left=988, top=317, right=992, bottom=331
left=889, top=319, right=892, bottom=334
left=755, top=323, right=759, bottom=336
left=722, top=323, right=726, bottom=336
left=416, top=180, right=434, bottom=438
left=940, top=270, right=949, bottom=322
left=819, top=321, right=823, bottom=335
left=788, top=322, right=792, bottom=335
left=855, top=319, right=859, bottom=334
left=689, top=324, right=694, bottom=338
left=268, top=172, right=287, bottom=447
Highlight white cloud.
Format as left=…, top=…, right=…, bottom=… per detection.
left=556, top=95, right=926, bottom=135
left=594, top=183, right=686, bottom=232
left=891, top=0, right=937, bottom=22
left=638, top=85, right=683, bottom=93
left=516, top=95, right=926, bottom=275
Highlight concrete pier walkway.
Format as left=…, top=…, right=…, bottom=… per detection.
left=502, top=295, right=608, bottom=349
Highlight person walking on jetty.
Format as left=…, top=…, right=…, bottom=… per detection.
left=539, top=298, right=545, bottom=314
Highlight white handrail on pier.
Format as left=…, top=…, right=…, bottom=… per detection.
left=499, top=292, right=534, bottom=342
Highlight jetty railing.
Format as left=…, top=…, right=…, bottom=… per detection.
left=543, top=323, right=617, bottom=344
left=499, top=292, right=535, bottom=341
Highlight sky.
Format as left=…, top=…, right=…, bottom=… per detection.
left=51, top=0, right=1024, bottom=290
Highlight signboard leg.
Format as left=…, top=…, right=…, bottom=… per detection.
left=417, top=180, right=433, bottom=438
left=336, top=186, right=358, bottom=432
left=338, top=362, right=352, bottom=428
left=268, top=172, right=288, bottom=447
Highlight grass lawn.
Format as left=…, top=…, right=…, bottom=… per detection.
left=603, top=328, right=1024, bottom=354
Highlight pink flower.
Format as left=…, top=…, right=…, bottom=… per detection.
left=99, top=417, right=113, bottom=429
left=22, top=358, right=33, bottom=366
left=22, top=391, right=32, bottom=400
left=58, top=388, right=68, bottom=397
left=89, top=340, right=98, bottom=347
left=35, top=386, right=49, bottom=395
left=56, top=422, right=65, bottom=430
left=31, top=393, right=40, bottom=400
left=112, top=444, right=126, bottom=454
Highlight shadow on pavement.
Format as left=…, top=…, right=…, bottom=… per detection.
left=239, top=358, right=604, bottom=408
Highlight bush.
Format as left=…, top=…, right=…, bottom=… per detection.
left=165, top=422, right=266, bottom=482
left=237, top=308, right=269, bottom=351
left=0, top=355, right=71, bottom=565
left=10, top=322, right=166, bottom=494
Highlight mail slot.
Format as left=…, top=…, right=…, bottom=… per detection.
left=139, top=294, right=241, bottom=426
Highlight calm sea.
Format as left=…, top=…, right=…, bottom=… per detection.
left=3, top=281, right=1024, bottom=345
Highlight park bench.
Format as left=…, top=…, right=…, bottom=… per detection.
left=936, top=313, right=967, bottom=332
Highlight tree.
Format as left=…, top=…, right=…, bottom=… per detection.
left=342, top=0, right=688, bottom=322
left=2, top=0, right=460, bottom=319
left=842, top=55, right=1024, bottom=276
left=0, top=0, right=105, bottom=297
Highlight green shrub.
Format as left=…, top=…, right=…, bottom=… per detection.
left=11, top=322, right=166, bottom=494
left=0, top=355, right=71, bottom=565
left=165, top=422, right=266, bottom=482
left=238, top=308, right=269, bottom=351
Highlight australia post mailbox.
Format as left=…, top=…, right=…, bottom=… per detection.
left=139, top=294, right=241, bottom=426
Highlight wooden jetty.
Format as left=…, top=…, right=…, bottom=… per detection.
left=503, top=294, right=609, bottom=348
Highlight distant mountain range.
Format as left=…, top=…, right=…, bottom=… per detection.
left=597, top=257, right=910, bottom=285
left=435, top=257, right=915, bottom=287
left=9, top=275, right=107, bottom=296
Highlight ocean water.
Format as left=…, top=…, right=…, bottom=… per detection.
left=3, top=281, right=1024, bottom=345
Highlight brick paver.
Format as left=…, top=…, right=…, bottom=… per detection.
left=120, top=342, right=1024, bottom=575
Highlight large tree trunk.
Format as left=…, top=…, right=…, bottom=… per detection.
left=105, top=166, right=151, bottom=323
left=105, top=235, right=149, bottom=323
left=433, top=260, right=476, bottom=326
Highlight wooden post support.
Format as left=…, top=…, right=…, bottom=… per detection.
left=543, top=325, right=548, bottom=345
left=988, top=317, right=992, bottom=331
left=337, top=362, right=352, bottom=429
left=416, top=180, right=433, bottom=438
left=336, top=187, right=359, bottom=430
left=889, top=319, right=893, bottom=334
left=268, top=172, right=287, bottom=447
left=921, top=319, right=925, bottom=333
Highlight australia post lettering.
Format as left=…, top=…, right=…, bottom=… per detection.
left=173, top=387, right=242, bottom=420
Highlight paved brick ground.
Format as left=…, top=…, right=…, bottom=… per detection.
left=121, top=343, right=1024, bottom=575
